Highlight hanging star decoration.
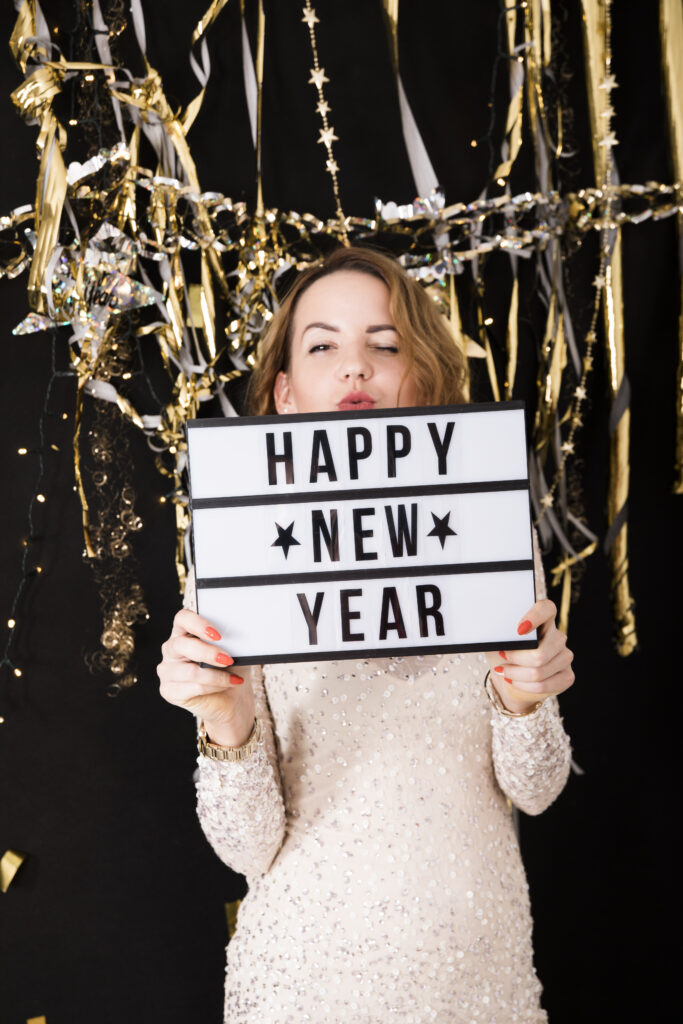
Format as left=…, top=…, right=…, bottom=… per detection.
left=271, top=522, right=301, bottom=559
left=308, top=67, right=329, bottom=89
left=427, top=511, right=457, bottom=549
left=318, top=126, right=338, bottom=147
left=301, top=6, right=319, bottom=28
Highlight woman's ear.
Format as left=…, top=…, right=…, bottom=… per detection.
left=273, top=371, right=293, bottom=414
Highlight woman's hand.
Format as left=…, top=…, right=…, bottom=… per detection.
left=486, top=599, right=575, bottom=714
left=157, top=608, right=255, bottom=746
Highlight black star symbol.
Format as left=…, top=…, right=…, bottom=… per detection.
left=427, top=511, right=457, bottom=550
left=271, top=521, right=301, bottom=559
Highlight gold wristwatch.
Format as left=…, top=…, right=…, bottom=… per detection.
left=198, top=718, right=261, bottom=761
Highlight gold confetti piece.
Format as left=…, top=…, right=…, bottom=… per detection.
left=1, top=849, right=26, bottom=893
left=27, top=1017, right=47, bottom=1024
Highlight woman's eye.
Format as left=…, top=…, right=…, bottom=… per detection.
left=373, top=345, right=399, bottom=353
left=309, top=342, right=333, bottom=352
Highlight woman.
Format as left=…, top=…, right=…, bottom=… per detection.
left=158, top=247, right=574, bottom=1023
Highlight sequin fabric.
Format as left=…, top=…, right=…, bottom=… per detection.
left=192, top=546, right=572, bottom=1023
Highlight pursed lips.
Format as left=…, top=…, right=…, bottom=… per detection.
left=337, top=390, right=376, bottom=410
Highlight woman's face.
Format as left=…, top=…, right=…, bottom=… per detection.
left=273, top=270, right=418, bottom=414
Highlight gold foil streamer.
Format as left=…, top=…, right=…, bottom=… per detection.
left=660, top=0, right=683, bottom=493
left=505, top=275, right=519, bottom=399
left=192, top=0, right=232, bottom=46
left=10, top=9, right=118, bottom=314
left=382, top=0, right=399, bottom=73
left=530, top=0, right=552, bottom=68
left=0, top=849, right=26, bottom=893
left=581, top=0, right=637, bottom=655
left=73, top=379, right=96, bottom=559
left=447, top=274, right=471, bottom=401
left=524, top=1, right=553, bottom=188
left=18, top=91, right=67, bottom=315
left=475, top=278, right=501, bottom=403
left=493, top=3, right=524, bottom=183
left=9, top=1, right=39, bottom=74
left=534, top=252, right=567, bottom=461
left=550, top=539, right=599, bottom=634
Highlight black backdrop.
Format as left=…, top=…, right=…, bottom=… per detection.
left=0, top=2, right=679, bottom=1022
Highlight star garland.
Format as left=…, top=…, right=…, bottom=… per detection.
left=302, top=2, right=348, bottom=242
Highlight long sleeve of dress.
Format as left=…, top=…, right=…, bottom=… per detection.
left=184, top=570, right=287, bottom=881
left=490, top=530, right=572, bottom=815
left=195, top=663, right=287, bottom=879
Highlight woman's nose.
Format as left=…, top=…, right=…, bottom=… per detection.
left=337, top=344, right=372, bottom=381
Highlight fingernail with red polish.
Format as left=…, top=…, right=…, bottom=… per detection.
left=517, top=620, right=533, bottom=636
left=498, top=651, right=507, bottom=660
left=205, top=626, right=221, bottom=641
left=504, top=677, right=513, bottom=684
left=229, top=674, right=244, bottom=685
left=494, top=665, right=504, bottom=674
left=215, top=652, right=233, bottom=667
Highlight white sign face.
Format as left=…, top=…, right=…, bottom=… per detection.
left=187, top=403, right=538, bottom=664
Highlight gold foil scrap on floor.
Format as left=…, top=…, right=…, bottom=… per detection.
left=1, top=849, right=26, bottom=893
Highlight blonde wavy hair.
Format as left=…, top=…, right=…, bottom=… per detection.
left=247, top=246, right=469, bottom=415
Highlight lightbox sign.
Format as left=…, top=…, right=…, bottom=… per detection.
left=187, top=403, right=538, bottom=664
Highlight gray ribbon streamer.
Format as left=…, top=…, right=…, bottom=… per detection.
left=241, top=11, right=258, bottom=151
left=396, top=74, right=439, bottom=198
left=608, top=374, right=632, bottom=435
left=603, top=500, right=629, bottom=556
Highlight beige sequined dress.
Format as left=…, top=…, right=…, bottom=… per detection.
left=194, top=556, right=571, bottom=1023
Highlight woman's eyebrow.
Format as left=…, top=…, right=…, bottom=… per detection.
left=302, top=321, right=339, bottom=336
left=366, top=324, right=398, bottom=333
